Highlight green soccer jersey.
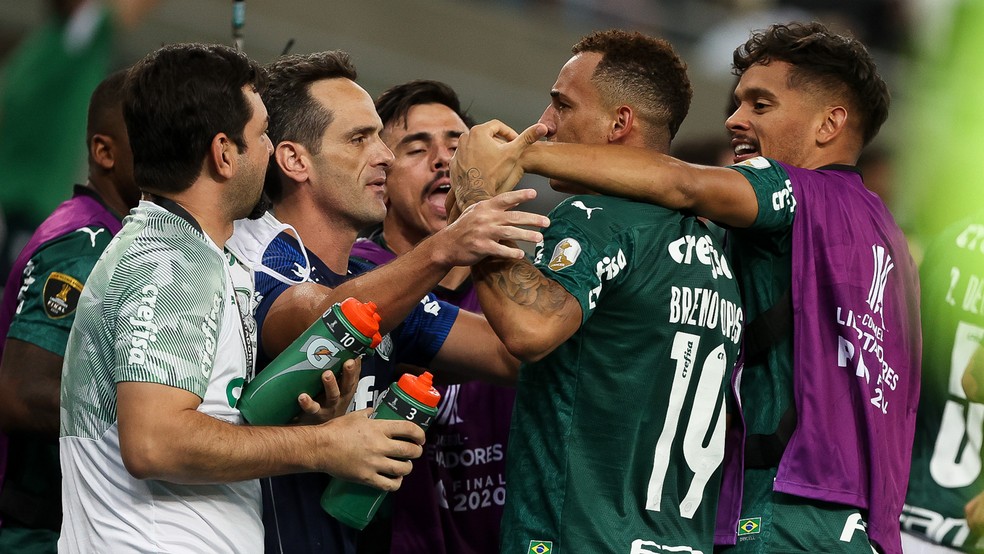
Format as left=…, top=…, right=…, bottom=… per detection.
left=902, top=213, right=984, bottom=552
left=501, top=195, right=743, bottom=554
left=7, top=227, right=114, bottom=353
left=726, top=161, right=796, bottom=442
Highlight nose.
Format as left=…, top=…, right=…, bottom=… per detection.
left=434, top=143, right=453, bottom=170
left=377, top=140, right=395, bottom=169
left=263, top=133, right=274, bottom=156
left=537, top=106, right=557, bottom=139
left=725, top=105, right=747, bottom=134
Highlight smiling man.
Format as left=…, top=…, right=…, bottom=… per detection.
left=460, top=21, right=922, bottom=554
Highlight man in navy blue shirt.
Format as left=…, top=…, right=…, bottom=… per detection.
left=234, top=51, right=546, bottom=554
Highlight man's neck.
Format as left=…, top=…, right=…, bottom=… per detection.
left=275, top=202, right=358, bottom=275
left=150, top=187, right=234, bottom=248
left=87, top=177, right=132, bottom=219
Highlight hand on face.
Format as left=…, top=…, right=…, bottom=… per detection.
left=449, top=120, right=547, bottom=213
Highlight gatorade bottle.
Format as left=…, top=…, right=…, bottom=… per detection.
left=238, top=297, right=382, bottom=426
left=320, top=371, right=441, bottom=530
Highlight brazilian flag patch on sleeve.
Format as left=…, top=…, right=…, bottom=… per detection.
left=528, top=540, right=553, bottom=554
left=738, top=517, right=761, bottom=536
left=43, top=272, right=84, bottom=319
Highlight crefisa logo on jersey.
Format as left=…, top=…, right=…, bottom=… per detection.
left=129, top=284, right=162, bottom=366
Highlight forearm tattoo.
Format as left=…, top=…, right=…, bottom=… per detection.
left=456, top=167, right=494, bottom=208
left=477, top=258, right=570, bottom=314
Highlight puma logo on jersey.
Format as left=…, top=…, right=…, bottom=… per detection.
left=571, top=200, right=602, bottom=219
left=76, top=227, right=105, bottom=248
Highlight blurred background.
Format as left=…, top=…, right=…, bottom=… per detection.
left=0, top=0, right=980, bottom=255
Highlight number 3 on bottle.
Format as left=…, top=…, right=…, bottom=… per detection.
left=645, top=331, right=728, bottom=519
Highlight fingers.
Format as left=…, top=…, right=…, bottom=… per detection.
left=297, top=393, right=321, bottom=415
left=518, top=122, right=548, bottom=145
left=473, top=119, right=519, bottom=141
left=384, top=419, right=426, bottom=447
left=338, top=358, right=360, bottom=404
left=320, top=370, right=341, bottom=410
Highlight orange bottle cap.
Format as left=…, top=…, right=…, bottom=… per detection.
left=339, top=297, right=383, bottom=348
left=397, top=371, right=441, bottom=408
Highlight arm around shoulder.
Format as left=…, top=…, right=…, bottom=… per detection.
left=522, top=142, right=759, bottom=228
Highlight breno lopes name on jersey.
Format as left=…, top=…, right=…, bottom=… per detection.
left=669, top=286, right=742, bottom=345
left=667, top=233, right=742, bottom=345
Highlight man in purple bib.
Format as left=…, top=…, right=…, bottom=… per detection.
left=0, top=70, right=138, bottom=553
left=350, top=80, right=514, bottom=554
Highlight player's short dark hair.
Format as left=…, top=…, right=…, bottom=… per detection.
left=261, top=51, right=358, bottom=202
left=573, top=29, right=692, bottom=144
left=732, top=21, right=890, bottom=146
left=87, top=69, right=128, bottom=146
left=124, top=43, right=264, bottom=194
left=375, top=80, right=474, bottom=129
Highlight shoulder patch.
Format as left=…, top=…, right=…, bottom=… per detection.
left=43, top=272, right=84, bottom=319
left=547, top=238, right=581, bottom=271
left=735, top=156, right=771, bottom=169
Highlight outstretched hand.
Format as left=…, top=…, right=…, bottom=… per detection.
left=434, top=188, right=549, bottom=267
left=450, top=120, right=547, bottom=213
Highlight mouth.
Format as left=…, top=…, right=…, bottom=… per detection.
left=425, top=175, right=451, bottom=217
left=367, top=177, right=387, bottom=199
left=731, top=138, right=760, bottom=164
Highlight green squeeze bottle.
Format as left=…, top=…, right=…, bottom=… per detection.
left=238, top=297, right=382, bottom=425
left=320, top=371, right=441, bottom=529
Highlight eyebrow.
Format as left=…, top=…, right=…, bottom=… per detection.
left=396, top=130, right=463, bottom=148
left=347, top=124, right=379, bottom=139
left=550, top=90, right=573, bottom=105
left=735, top=86, right=778, bottom=102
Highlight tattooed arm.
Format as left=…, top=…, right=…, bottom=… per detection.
left=471, top=251, right=582, bottom=363
left=448, top=120, right=579, bottom=361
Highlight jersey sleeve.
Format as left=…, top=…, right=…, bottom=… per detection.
left=532, top=197, right=629, bottom=325
left=109, top=235, right=226, bottom=398
left=253, top=234, right=308, bottom=352
left=727, top=156, right=796, bottom=233
left=7, top=226, right=114, bottom=355
left=388, top=294, right=460, bottom=366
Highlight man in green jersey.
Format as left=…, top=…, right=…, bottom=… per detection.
left=0, top=69, right=137, bottom=554
left=450, top=30, right=743, bottom=553
left=458, top=22, right=920, bottom=554
left=903, top=212, right=984, bottom=553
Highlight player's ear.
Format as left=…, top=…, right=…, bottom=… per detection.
left=275, top=141, right=311, bottom=184
left=210, top=133, right=237, bottom=179
left=609, top=105, right=633, bottom=144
